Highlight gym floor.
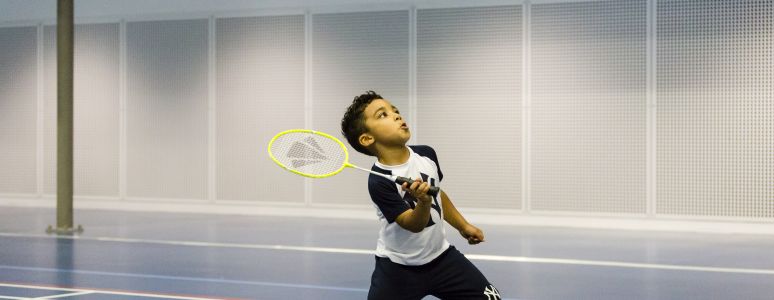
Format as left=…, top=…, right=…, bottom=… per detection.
left=1, top=206, right=773, bottom=300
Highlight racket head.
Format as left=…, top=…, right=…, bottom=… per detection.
left=267, top=129, right=350, bottom=178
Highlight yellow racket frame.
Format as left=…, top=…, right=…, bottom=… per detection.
left=267, top=129, right=353, bottom=179
left=268, top=129, right=441, bottom=197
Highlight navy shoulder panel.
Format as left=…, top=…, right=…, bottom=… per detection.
left=368, top=165, right=409, bottom=223
left=408, top=145, right=443, bottom=181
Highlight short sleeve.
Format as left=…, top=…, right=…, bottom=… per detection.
left=408, top=145, right=443, bottom=182
left=368, top=173, right=410, bottom=223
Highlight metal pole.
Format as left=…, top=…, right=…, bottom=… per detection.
left=48, top=0, right=82, bottom=235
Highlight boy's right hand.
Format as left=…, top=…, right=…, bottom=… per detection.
left=401, top=177, right=432, bottom=204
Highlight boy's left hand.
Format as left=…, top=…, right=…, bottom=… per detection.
left=459, top=223, right=485, bottom=245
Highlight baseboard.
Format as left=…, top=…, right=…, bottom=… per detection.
left=2, top=197, right=773, bottom=235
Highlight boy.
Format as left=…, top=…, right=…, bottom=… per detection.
left=340, top=91, right=501, bottom=300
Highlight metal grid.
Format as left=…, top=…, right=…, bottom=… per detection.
left=216, top=15, right=306, bottom=203
left=530, top=0, right=648, bottom=214
left=656, top=0, right=774, bottom=219
left=126, top=19, right=209, bottom=200
left=0, top=26, right=37, bottom=195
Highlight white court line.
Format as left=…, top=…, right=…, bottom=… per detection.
left=0, top=282, right=226, bottom=300
left=31, top=291, right=94, bottom=299
left=0, top=266, right=369, bottom=294
left=2, top=232, right=774, bottom=275
left=466, top=254, right=774, bottom=275
left=0, top=282, right=83, bottom=292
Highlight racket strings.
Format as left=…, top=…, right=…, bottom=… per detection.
left=270, top=132, right=347, bottom=176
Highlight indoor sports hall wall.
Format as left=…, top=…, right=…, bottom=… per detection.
left=0, top=0, right=772, bottom=232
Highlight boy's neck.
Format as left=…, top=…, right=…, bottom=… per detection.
left=377, top=145, right=410, bottom=166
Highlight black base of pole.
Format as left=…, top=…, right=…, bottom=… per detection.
left=46, top=225, right=84, bottom=235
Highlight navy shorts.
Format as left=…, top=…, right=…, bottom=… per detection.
left=368, top=246, right=501, bottom=300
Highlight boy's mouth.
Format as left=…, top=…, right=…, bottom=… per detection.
left=400, top=123, right=409, bottom=130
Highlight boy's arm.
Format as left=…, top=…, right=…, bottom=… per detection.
left=394, top=178, right=434, bottom=233
left=441, top=190, right=485, bottom=244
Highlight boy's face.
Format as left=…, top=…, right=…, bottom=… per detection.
left=360, top=99, right=410, bottom=150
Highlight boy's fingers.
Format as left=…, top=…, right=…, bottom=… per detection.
left=403, top=178, right=432, bottom=198
left=467, top=236, right=482, bottom=244
left=412, top=182, right=427, bottom=195
left=420, top=183, right=430, bottom=194
left=412, top=179, right=425, bottom=190
left=412, top=178, right=423, bottom=187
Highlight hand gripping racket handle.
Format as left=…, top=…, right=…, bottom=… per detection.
left=395, top=176, right=440, bottom=197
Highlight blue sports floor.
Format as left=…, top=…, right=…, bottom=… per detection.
left=1, top=206, right=773, bottom=300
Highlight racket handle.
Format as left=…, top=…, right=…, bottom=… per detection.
left=395, top=176, right=440, bottom=197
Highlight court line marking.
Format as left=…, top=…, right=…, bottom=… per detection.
left=0, top=265, right=369, bottom=294
left=0, top=282, right=82, bottom=292
left=2, top=232, right=774, bottom=276
left=0, top=280, right=523, bottom=300
left=464, top=254, right=774, bottom=275
left=0, top=282, right=231, bottom=300
left=31, top=291, right=94, bottom=299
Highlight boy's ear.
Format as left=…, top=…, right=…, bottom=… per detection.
left=358, top=133, right=374, bottom=148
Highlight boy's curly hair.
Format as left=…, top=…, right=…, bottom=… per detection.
left=341, top=91, right=383, bottom=156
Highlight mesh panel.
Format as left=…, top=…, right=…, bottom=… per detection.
left=656, top=0, right=774, bottom=218
left=530, top=0, right=647, bottom=214
left=216, top=15, right=305, bottom=202
left=126, top=19, right=209, bottom=200
left=269, top=132, right=347, bottom=177
left=0, top=26, right=37, bottom=194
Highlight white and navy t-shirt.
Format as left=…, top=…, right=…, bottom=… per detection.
left=368, top=145, right=450, bottom=266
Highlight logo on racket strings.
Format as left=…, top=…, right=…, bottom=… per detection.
left=287, top=136, right=328, bottom=168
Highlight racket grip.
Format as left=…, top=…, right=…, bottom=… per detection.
left=395, top=176, right=440, bottom=197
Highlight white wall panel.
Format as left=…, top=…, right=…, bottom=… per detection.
left=216, top=15, right=306, bottom=203
left=43, top=23, right=120, bottom=197
left=312, top=11, right=409, bottom=205
left=0, top=0, right=772, bottom=228
left=416, top=6, right=522, bottom=209
left=126, top=19, right=209, bottom=200
left=530, top=0, right=647, bottom=214
left=0, top=26, right=37, bottom=194
left=656, top=0, right=774, bottom=218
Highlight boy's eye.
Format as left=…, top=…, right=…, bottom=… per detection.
left=379, top=112, right=387, bottom=118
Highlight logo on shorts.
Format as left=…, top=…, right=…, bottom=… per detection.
left=483, top=284, right=501, bottom=300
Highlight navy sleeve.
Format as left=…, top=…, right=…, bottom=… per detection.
left=368, top=173, right=410, bottom=224
left=408, top=145, right=443, bottom=182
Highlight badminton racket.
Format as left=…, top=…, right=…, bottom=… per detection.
left=267, top=129, right=440, bottom=197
